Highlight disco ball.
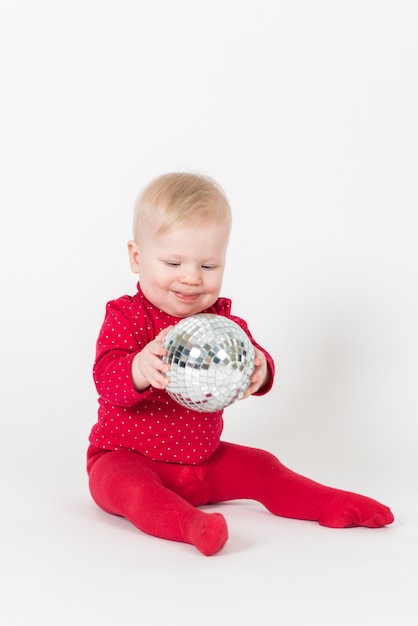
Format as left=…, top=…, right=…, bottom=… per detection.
left=162, top=313, right=255, bottom=412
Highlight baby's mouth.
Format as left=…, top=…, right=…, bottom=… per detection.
left=173, top=291, right=200, bottom=301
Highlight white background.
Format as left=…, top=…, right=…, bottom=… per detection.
left=1, top=1, right=417, bottom=624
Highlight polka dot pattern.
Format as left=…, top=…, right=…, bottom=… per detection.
left=89, top=285, right=234, bottom=464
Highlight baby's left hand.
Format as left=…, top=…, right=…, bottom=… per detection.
left=241, top=347, right=269, bottom=399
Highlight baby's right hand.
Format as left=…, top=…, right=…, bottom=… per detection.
left=131, top=326, right=173, bottom=392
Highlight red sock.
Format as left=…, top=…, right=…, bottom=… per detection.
left=181, top=511, right=228, bottom=556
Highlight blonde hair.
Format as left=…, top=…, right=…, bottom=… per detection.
left=133, top=172, right=232, bottom=242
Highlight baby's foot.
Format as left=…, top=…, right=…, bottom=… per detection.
left=188, top=512, right=228, bottom=556
left=318, top=490, right=394, bottom=528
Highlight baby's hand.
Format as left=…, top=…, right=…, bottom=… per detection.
left=131, top=326, right=173, bottom=392
left=241, top=347, right=269, bottom=399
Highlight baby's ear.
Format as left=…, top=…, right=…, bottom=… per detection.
left=127, top=240, right=140, bottom=273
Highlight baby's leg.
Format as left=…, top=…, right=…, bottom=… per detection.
left=204, top=442, right=394, bottom=528
left=88, top=449, right=228, bottom=555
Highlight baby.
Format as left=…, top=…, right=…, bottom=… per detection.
left=87, top=172, right=394, bottom=555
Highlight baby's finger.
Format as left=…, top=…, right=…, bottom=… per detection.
left=150, top=365, right=170, bottom=389
left=157, top=325, right=174, bottom=343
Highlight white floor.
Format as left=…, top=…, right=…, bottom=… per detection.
left=2, top=446, right=416, bottom=626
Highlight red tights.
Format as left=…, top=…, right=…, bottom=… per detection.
left=87, top=442, right=394, bottom=556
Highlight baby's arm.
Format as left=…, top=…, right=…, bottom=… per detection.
left=93, top=300, right=173, bottom=406
left=131, top=326, right=173, bottom=392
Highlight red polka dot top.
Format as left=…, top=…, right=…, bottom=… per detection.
left=89, top=283, right=275, bottom=464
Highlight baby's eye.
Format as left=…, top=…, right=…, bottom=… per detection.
left=202, top=265, right=216, bottom=270
left=164, top=261, right=180, bottom=267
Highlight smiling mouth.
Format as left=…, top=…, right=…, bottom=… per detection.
left=173, top=291, right=200, bottom=301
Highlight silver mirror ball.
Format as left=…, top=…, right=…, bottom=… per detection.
left=162, top=313, right=255, bottom=412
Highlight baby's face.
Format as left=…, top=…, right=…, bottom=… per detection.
left=129, top=220, right=229, bottom=318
